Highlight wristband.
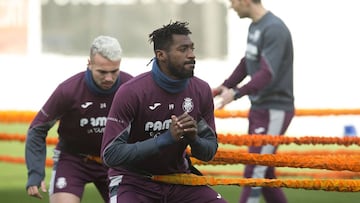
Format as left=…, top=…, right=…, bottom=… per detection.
left=233, top=89, right=241, bottom=100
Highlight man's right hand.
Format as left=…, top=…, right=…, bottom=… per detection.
left=216, top=88, right=236, bottom=109
left=170, top=112, right=197, bottom=141
left=27, top=181, right=47, bottom=199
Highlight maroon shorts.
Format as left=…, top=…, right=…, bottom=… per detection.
left=240, top=109, right=294, bottom=203
left=49, top=150, right=109, bottom=202
left=109, top=173, right=227, bottom=203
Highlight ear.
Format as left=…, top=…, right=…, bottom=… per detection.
left=87, top=59, right=92, bottom=70
left=155, top=50, right=167, bottom=62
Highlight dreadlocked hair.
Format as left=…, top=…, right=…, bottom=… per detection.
left=149, top=21, right=192, bottom=51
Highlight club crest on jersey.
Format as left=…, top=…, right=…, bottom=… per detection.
left=182, top=97, right=194, bottom=113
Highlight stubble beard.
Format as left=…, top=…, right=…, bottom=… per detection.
left=168, top=63, right=194, bottom=80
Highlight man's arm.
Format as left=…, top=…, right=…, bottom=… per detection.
left=25, top=84, right=67, bottom=198
left=102, top=124, right=172, bottom=167
left=25, top=119, right=56, bottom=199
left=233, top=56, right=273, bottom=99
left=188, top=119, right=218, bottom=162
left=222, top=57, right=248, bottom=88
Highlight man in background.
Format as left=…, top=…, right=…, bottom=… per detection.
left=213, top=0, right=294, bottom=202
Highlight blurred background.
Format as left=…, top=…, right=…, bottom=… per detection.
left=1, top=0, right=360, bottom=136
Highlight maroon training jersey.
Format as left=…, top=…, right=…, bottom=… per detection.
left=102, top=63, right=218, bottom=177
left=25, top=70, right=132, bottom=189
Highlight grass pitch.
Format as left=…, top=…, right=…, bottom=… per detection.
left=1, top=123, right=360, bottom=203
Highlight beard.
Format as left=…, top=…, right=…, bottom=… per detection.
left=167, top=60, right=195, bottom=80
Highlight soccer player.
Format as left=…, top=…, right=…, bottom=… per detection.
left=213, top=0, right=294, bottom=203
left=101, top=21, right=226, bottom=202
left=25, top=35, right=133, bottom=203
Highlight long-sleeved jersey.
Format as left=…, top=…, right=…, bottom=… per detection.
left=101, top=61, right=218, bottom=177
left=223, top=11, right=294, bottom=111
left=25, top=69, right=133, bottom=189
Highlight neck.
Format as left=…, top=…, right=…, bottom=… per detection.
left=151, top=59, right=189, bottom=94
left=251, top=5, right=268, bottom=22
left=85, top=68, right=120, bottom=95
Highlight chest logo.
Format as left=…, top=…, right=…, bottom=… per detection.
left=149, top=102, right=161, bottom=110
left=182, top=97, right=194, bottom=113
left=81, top=102, right=93, bottom=109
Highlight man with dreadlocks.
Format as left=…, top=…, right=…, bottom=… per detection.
left=101, top=21, right=226, bottom=202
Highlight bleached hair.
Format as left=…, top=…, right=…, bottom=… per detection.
left=90, top=35, right=122, bottom=62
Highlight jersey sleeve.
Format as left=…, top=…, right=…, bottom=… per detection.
left=101, top=85, right=171, bottom=167
left=189, top=82, right=218, bottom=161
left=25, top=85, right=68, bottom=189
left=262, top=24, right=291, bottom=77
left=234, top=56, right=272, bottom=98
left=222, top=57, right=247, bottom=88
